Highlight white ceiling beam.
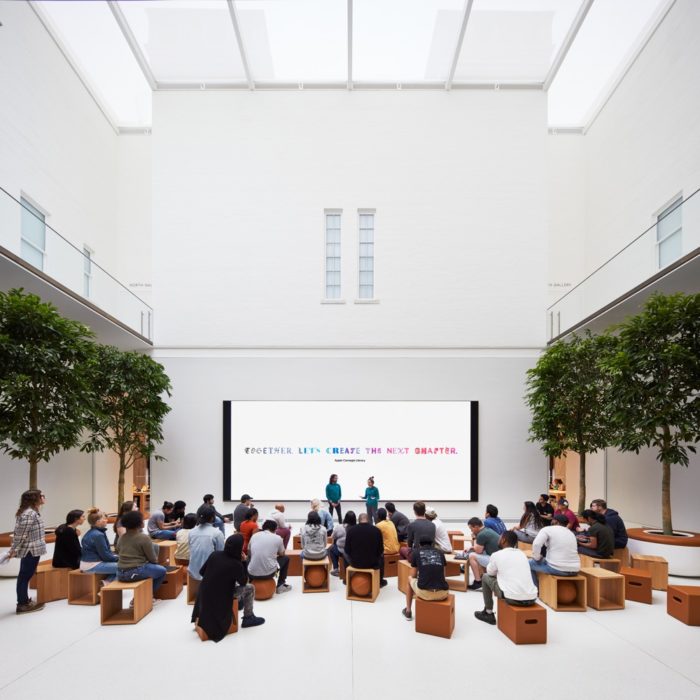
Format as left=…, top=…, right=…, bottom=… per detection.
left=446, top=0, right=474, bottom=90
left=543, top=0, right=594, bottom=91
left=227, top=0, right=254, bottom=90
left=347, top=0, right=353, bottom=90
left=156, top=81, right=543, bottom=91
left=107, top=1, right=158, bottom=91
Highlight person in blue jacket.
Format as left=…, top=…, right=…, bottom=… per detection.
left=361, top=476, right=380, bottom=524
left=80, top=508, right=119, bottom=582
left=590, top=499, right=628, bottom=548
left=326, top=474, right=342, bottom=524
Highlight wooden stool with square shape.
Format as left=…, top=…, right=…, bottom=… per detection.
left=397, top=560, right=413, bottom=594
left=100, top=579, right=153, bottom=625
left=580, top=567, right=625, bottom=610
left=156, top=541, right=177, bottom=567
left=415, top=594, right=455, bottom=639
left=620, top=566, right=652, bottom=604
left=447, top=531, right=463, bottom=551
left=631, top=554, right=668, bottom=591
left=614, top=547, right=630, bottom=568
left=578, top=555, right=621, bottom=573
left=346, top=566, right=380, bottom=602
left=68, top=570, right=108, bottom=605
left=303, top=557, right=330, bottom=593
left=155, top=566, right=183, bottom=600
left=29, top=559, right=53, bottom=590
left=384, top=553, right=400, bottom=578
left=667, top=585, right=700, bottom=626
left=287, top=550, right=302, bottom=577
left=36, top=566, right=70, bottom=604
left=497, top=599, right=547, bottom=644
left=187, top=573, right=200, bottom=604
left=537, top=573, right=587, bottom=611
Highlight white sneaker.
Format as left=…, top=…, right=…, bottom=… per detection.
left=276, top=583, right=292, bottom=594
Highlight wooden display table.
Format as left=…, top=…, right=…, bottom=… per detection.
left=68, top=570, right=107, bottom=605
left=631, top=554, right=668, bottom=591
left=580, top=567, right=625, bottom=610
left=497, top=599, right=547, bottom=644
left=303, top=556, right=330, bottom=593
left=415, top=594, right=455, bottom=639
left=101, top=580, right=152, bottom=625
left=444, top=554, right=469, bottom=592
left=537, top=573, right=587, bottom=612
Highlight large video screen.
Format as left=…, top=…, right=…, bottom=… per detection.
left=223, top=401, right=478, bottom=502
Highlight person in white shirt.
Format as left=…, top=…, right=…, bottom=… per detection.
left=269, top=504, right=291, bottom=549
left=425, top=508, right=452, bottom=553
left=528, top=513, right=581, bottom=588
left=474, top=531, right=538, bottom=625
left=247, top=520, right=292, bottom=594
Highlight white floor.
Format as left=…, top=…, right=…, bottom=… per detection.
left=1, top=541, right=699, bottom=700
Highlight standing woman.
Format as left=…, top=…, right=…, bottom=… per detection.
left=10, top=490, right=47, bottom=614
left=361, top=476, right=380, bottom=524
left=52, top=509, right=85, bottom=570
left=325, top=474, right=342, bottom=524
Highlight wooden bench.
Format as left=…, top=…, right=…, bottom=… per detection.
left=346, top=566, right=380, bottom=602
left=631, top=554, right=668, bottom=591
left=667, top=585, right=700, bottom=626
left=68, top=570, right=107, bottom=605
left=620, top=566, right=652, bottom=604
left=497, top=599, right=546, bottom=644
left=303, top=557, right=330, bottom=593
left=415, top=594, right=455, bottom=639
left=580, top=567, right=625, bottom=610
left=101, top=580, right=152, bottom=625
left=537, top=573, right=587, bottom=611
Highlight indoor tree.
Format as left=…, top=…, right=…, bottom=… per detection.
left=0, top=288, right=96, bottom=489
left=82, top=345, right=172, bottom=506
left=603, top=292, right=700, bottom=535
left=525, top=331, right=617, bottom=514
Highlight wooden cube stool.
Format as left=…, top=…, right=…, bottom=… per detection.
left=631, top=554, right=668, bottom=591
left=175, top=558, right=189, bottom=586
left=537, top=573, right=587, bottom=611
left=397, top=560, right=413, bottom=594
left=580, top=567, right=625, bottom=610
left=29, top=559, right=53, bottom=590
left=187, top=573, right=200, bottom=604
left=384, top=553, right=400, bottom=578
left=287, top=550, right=302, bottom=576
left=156, top=541, right=177, bottom=567
left=196, top=599, right=239, bottom=641
left=667, top=586, right=700, bottom=626
left=339, top=557, right=347, bottom=578
left=614, top=547, right=630, bottom=568
left=303, top=557, right=330, bottom=593
left=579, top=555, right=621, bottom=573
left=497, top=599, right=547, bottom=644
left=415, top=594, right=455, bottom=639
left=346, top=567, right=380, bottom=602
left=101, top=580, right=152, bottom=625
left=155, top=566, right=183, bottom=600
left=252, top=577, right=277, bottom=600
left=620, top=566, right=652, bottom=604
left=447, top=531, right=463, bottom=550
left=452, top=535, right=467, bottom=552
left=68, top=570, right=108, bottom=605
left=293, top=535, right=302, bottom=550
left=36, top=566, right=70, bottom=604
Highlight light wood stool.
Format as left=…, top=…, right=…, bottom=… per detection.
left=303, top=557, right=330, bottom=593
left=384, top=552, right=400, bottom=578
left=397, top=560, right=413, bottom=594
left=155, top=566, right=183, bottom=600
left=580, top=567, right=625, bottom=610
left=578, top=555, right=621, bottom=573
left=537, top=573, right=587, bottom=611
left=187, top=573, right=200, bottom=604
left=346, top=566, right=380, bottom=602
left=68, top=570, right=107, bottom=605
left=631, top=554, right=668, bottom=591
left=36, top=566, right=70, bottom=604
left=101, top=580, right=153, bottom=625
left=156, top=541, right=177, bottom=567
left=614, top=547, right=630, bottom=568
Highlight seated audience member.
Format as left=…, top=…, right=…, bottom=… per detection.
left=483, top=504, right=507, bottom=535
left=529, top=513, right=580, bottom=587
left=555, top=499, right=580, bottom=531
left=375, top=508, right=400, bottom=555
left=345, top=513, right=387, bottom=587
left=233, top=494, right=254, bottom=532
left=576, top=509, right=614, bottom=559
left=311, top=498, right=335, bottom=535
left=590, top=499, right=628, bottom=548
left=511, top=501, right=545, bottom=544
left=192, top=534, right=264, bottom=640
left=385, top=502, right=409, bottom=542
left=399, top=502, right=435, bottom=560
left=114, top=500, right=137, bottom=549
left=248, top=520, right=291, bottom=594
left=269, top=504, right=291, bottom=549
left=424, top=508, right=452, bottom=553
left=166, top=500, right=187, bottom=523
left=466, top=517, right=500, bottom=590
left=329, top=511, right=356, bottom=575
left=52, top=509, right=85, bottom=569
left=551, top=478, right=565, bottom=491
left=80, top=508, right=119, bottom=581
left=174, top=513, right=197, bottom=564
left=116, top=510, right=167, bottom=593
left=147, top=501, right=180, bottom=540
left=401, top=536, right=448, bottom=621
left=474, top=531, right=537, bottom=625
left=188, top=506, right=225, bottom=581
left=536, top=493, right=554, bottom=522
left=301, top=511, right=328, bottom=560
left=197, top=494, right=230, bottom=536
left=239, top=509, right=260, bottom=555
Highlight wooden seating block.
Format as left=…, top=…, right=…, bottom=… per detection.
left=444, top=560, right=461, bottom=577
left=518, top=541, right=533, bottom=552
left=620, top=566, right=652, bottom=604
left=187, top=573, right=200, bottom=604
left=36, top=566, right=70, bottom=604
left=303, top=557, right=330, bottom=593
left=101, top=580, right=152, bottom=625
left=156, top=541, right=177, bottom=567
left=68, top=570, right=107, bottom=605
left=667, top=586, right=700, bottom=626
left=339, top=557, right=347, bottom=578
left=293, top=535, right=302, bottom=550
left=175, top=558, right=189, bottom=586
left=631, top=554, right=668, bottom=591
left=397, top=559, right=413, bottom=594
left=415, top=594, right=455, bottom=639
left=579, top=555, right=621, bottom=573
left=252, top=577, right=277, bottom=600
left=447, top=531, right=463, bottom=550
left=452, top=535, right=467, bottom=552
left=155, top=566, right=183, bottom=600
left=29, top=559, right=53, bottom=590
left=384, top=552, right=400, bottom=578
left=497, top=599, right=547, bottom=644
left=614, top=547, right=630, bottom=568
left=537, top=573, right=587, bottom=611
left=346, top=566, right=380, bottom=602
left=288, top=550, right=302, bottom=576
left=580, top=567, right=625, bottom=610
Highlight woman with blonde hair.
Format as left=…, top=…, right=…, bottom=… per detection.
left=81, top=507, right=119, bottom=581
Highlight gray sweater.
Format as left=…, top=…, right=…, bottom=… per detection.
left=301, top=524, right=328, bottom=560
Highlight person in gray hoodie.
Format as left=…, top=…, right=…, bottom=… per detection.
left=301, top=511, right=328, bottom=560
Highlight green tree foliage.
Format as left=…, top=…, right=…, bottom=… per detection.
left=83, top=345, right=172, bottom=506
left=525, top=332, right=617, bottom=514
left=0, top=289, right=96, bottom=489
left=603, top=293, right=700, bottom=535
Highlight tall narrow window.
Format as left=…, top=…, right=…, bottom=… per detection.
left=20, top=197, right=46, bottom=271
left=325, top=212, right=341, bottom=299
left=83, top=246, right=93, bottom=298
left=358, top=212, right=374, bottom=299
left=657, top=197, right=682, bottom=269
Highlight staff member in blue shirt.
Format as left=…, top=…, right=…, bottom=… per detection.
left=361, top=476, right=380, bottom=524
left=326, top=473, right=343, bottom=524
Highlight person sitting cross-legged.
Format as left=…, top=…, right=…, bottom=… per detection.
left=466, top=517, right=500, bottom=590
left=345, top=513, right=387, bottom=587
left=474, top=530, right=538, bottom=625
left=576, top=509, right=614, bottom=559
left=528, top=513, right=580, bottom=588
left=401, top=535, right=448, bottom=621
left=147, top=501, right=180, bottom=540
left=247, top=519, right=292, bottom=594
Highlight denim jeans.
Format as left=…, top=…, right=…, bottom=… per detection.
left=328, top=543, right=348, bottom=570
left=118, top=562, right=167, bottom=592
left=150, top=530, right=177, bottom=540
left=17, top=554, right=40, bottom=604
left=85, top=561, right=118, bottom=582
left=213, top=517, right=226, bottom=537
left=529, top=559, right=577, bottom=587
left=366, top=504, right=378, bottom=524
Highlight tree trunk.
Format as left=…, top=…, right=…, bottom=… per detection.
left=662, top=425, right=673, bottom=535
left=118, top=454, right=126, bottom=508
left=578, top=451, right=586, bottom=515
left=29, top=458, right=38, bottom=491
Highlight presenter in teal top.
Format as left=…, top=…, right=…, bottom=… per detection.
left=325, top=474, right=342, bottom=524
left=361, top=476, right=380, bottom=524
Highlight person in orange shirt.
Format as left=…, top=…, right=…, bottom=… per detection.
left=375, top=508, right=400, bottom=554
left=239, top=508, right=260, bottom=555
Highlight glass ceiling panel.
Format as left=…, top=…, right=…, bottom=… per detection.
left=236, top=0, right=347, bottom=82
left=117, top=1, right=246, bottom=84
left=353, top=0, right=465, bottom=83
left=548, top=0, right=667, bottom=126
left=454, top=0, right=582, bottom=83
left=35, top=1, right=151, bottom=127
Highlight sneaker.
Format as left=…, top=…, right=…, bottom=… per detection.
left=468, top=580, right=482, bottom=590
left=330, top=569, right=339, bottom=577
left=401, top=607, right=412, bottom=621
left=16, top=600, right=44, bottom=615
left=276, top=583, right=292, bottom=594
left=474, top=609, right=496, bottom=625
left=380, top=579, right=388, bottom=588
left=460, top=565, right=465, bottom=574
left=241, top=614, right=265, bottom=628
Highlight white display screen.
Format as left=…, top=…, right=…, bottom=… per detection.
left=223, top=401, right=478, bottom=501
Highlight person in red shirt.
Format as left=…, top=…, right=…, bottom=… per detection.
left=239, top=508, right=260, bottom=555
left=556, top=499, right=580, bottom=532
